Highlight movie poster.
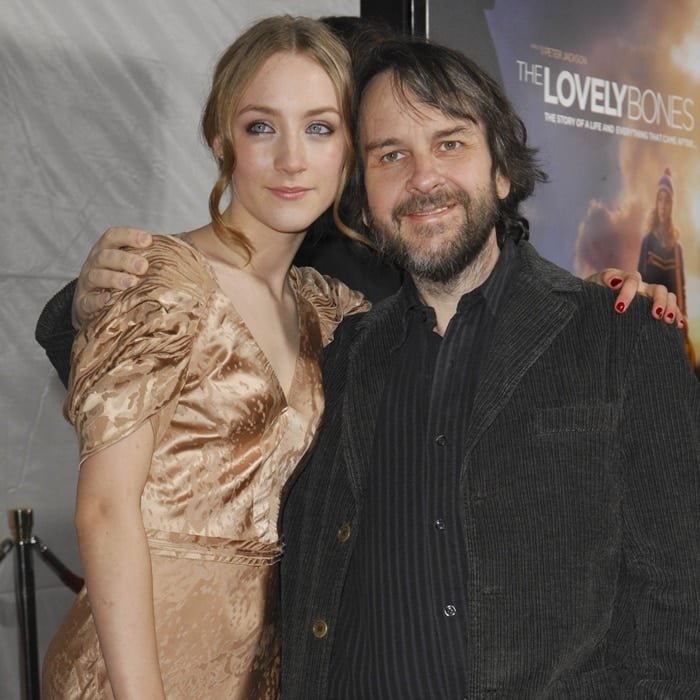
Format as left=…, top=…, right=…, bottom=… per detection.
left=431, top=0, right=699, bottom=370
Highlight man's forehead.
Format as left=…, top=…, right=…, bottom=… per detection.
left=359, top=77, right=481, bottom=146
left=360, top=73, right=420, bottom=115
left=360, top=71, right=478, bottom=128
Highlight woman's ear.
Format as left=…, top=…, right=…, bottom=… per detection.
left=212, top=135, right=224, bottom=161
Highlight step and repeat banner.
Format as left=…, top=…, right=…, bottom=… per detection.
left=432, top=0, right=699, bottom=369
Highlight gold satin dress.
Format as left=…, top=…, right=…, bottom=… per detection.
left=41, top=235, right=368, bottom=699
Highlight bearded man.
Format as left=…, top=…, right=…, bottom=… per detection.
left=279, top=39, right=700, bottom=699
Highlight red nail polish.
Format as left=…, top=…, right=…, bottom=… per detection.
left=616, top=302, right=625, bottom=312
left=666, top=312, right=675, bottom=320
left=655, top=307, right=663, bottom=317
left=679, top=318, right=685, bottom=328
left=610, top=277, right=623, bottom=288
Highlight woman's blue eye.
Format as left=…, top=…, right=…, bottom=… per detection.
left=247, top=122, right=273, bottom=134
left=307, top=123, right=332, bottom=135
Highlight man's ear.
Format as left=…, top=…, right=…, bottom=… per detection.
left=495, top=169, right=511, bottom=200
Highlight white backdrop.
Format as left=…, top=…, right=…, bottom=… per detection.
left=0, top=1, right=358, bottom=695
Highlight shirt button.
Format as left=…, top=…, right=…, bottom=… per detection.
left=435, top=434, right=447, bottom=446
left=444, top=604, right=457, bottom=617
left=312, top=619, right=328, bottom=638
left=337, top=522, right=351, bottom=543
left=434, top=519, right=446, bottom=531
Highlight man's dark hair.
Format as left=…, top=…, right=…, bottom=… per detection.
left=321, top=15, right=398, bottom=68
left=301, top=16, right=399, bottom=252
left=349, top=38, right=548, bottom=245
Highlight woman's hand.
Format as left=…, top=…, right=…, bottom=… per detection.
left=589, top=268, right=684, bottom=328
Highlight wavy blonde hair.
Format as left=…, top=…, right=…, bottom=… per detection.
left=646, top=189, right=679, bottom=246
left=201, top=15, right=365, bottom=261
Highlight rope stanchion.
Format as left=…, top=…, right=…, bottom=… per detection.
left=8, top=509, right=40, bottom=700
left=33, top=537, right=84, bottom=595
left=1, top=508, right=85, bottom=700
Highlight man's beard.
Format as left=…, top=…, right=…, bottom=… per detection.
left=366, top=181, right=500, bottom=285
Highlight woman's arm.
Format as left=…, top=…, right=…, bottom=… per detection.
left=75, top=421, right=165, bottom=700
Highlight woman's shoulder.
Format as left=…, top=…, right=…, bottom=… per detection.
left=142, top=234, right=213, bottom=282
left=291, top=266, right=368, bottom=308
left=77, top=234, right=215, bottom=339
left=290, top=265, right=371, bottom=346
left=114, top=234, right=216, bottom=309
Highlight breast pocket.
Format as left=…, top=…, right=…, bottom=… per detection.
left=535, top=403, right=617, bottom=435
left=527, top=403, right=620, bottom=513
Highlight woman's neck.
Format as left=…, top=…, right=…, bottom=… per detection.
left=184, top=223, right=304, bottom=299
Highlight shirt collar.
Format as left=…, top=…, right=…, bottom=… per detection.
left=397, top=238, right=519, bottom=329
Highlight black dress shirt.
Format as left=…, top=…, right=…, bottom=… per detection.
left=327, top=242, right=518, bottom=699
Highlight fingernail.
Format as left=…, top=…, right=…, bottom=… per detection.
left=679, top=318, right=685, bottom=328
left=138, top=231, right=150, bottom=245
left=121, top=276, right=135, bottom=289
left=666, top=312, right=675, bottom=321
left=610, top=277, right=623, bottom=288
left=655, top=307, right=663, bottom=318
left=616, top=301, right=625, bottom=312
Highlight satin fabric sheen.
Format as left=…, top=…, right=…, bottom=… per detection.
left=41, top=235, right=368, bottom=699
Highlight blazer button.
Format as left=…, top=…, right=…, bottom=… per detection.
left=312, top=619, right=329, bottom=639
left=337, top=522, right=351, bottom=543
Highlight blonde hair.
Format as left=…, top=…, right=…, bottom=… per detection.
left=201, top=15, right=365, bottom=261
left=646, top=188, right=679, bottom=246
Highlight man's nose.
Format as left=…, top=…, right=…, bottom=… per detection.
left=406, top=153, right=445, bottom=193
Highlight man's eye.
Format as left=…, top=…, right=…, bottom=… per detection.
left=247, top=122, right=273, bottom=134
left=440, top=140, right=461, bottom=151
left=307, top=123, right=333, bottom=135
left=380, top=151, right=403, bottom=163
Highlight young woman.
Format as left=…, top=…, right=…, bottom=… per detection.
left=41, top=16, right=368, bottom=699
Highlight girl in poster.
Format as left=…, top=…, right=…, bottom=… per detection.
left=638, top=168, right=695, bottom=366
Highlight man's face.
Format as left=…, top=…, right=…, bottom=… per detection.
left=359, top=72, right=510, bottom=284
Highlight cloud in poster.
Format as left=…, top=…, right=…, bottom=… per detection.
left=671, top=9, right=700, bottom=81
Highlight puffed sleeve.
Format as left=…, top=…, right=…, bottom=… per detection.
left=291, top=266, right=371, bottom=346
left=64, top=236, right=214, bottom=463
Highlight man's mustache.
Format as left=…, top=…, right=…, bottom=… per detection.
left=392, top=189, right=470, bottom=223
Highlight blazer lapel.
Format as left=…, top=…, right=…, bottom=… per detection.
left=338, top=298, right=405, bottom=499
left=464, top=243, right=581, bottom=460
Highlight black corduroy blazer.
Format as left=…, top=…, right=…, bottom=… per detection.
left=280, top=241, right=700, bottom=699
